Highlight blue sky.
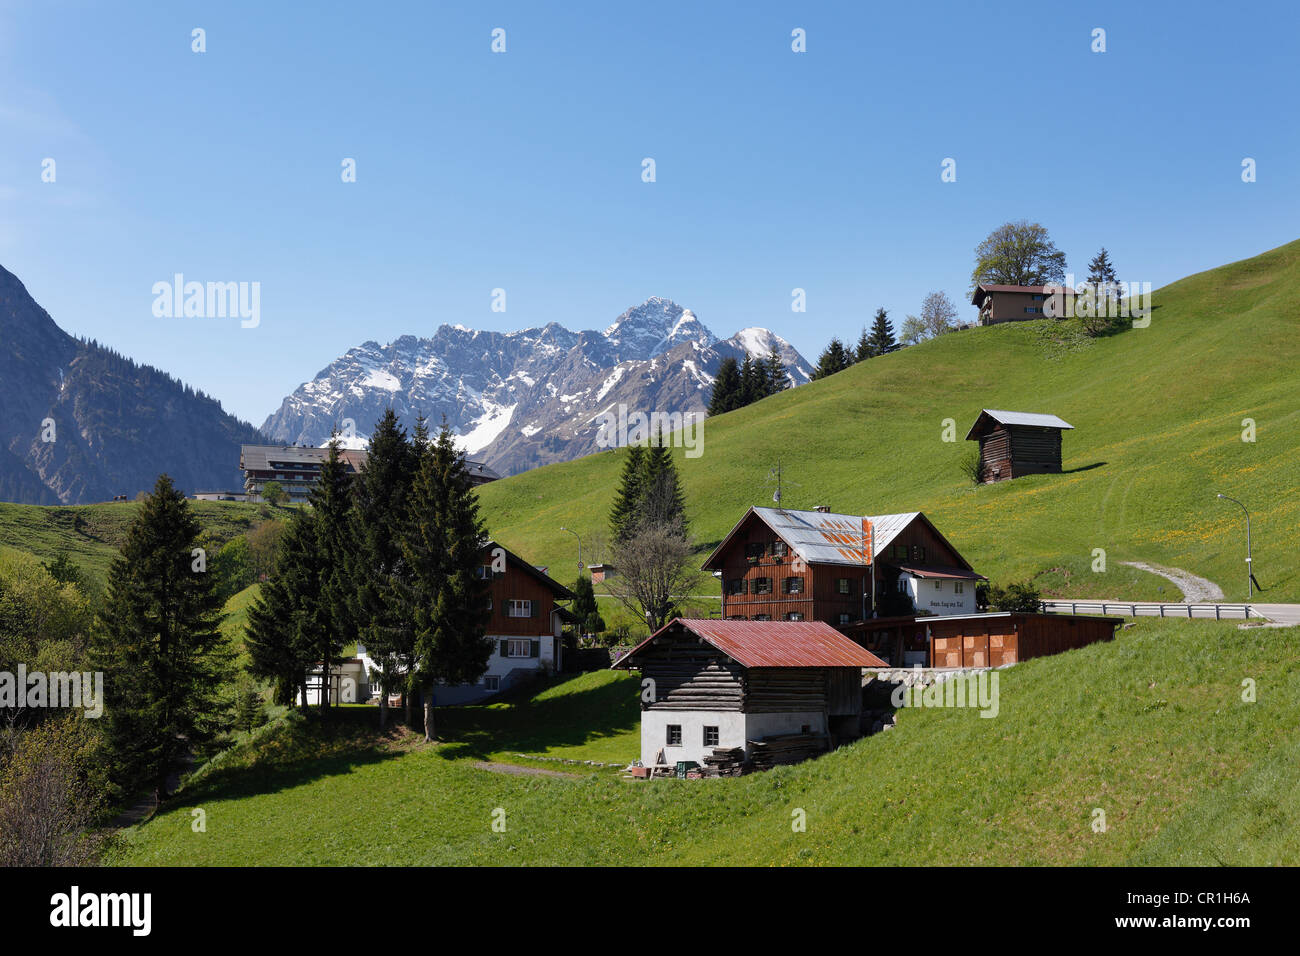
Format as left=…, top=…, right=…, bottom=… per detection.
left=2, top=0, right=1296, bottom=425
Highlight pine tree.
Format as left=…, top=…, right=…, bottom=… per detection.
left=92, top=474, right=232, bottom=803
left=609, top=444, right=647, bottom=544
left=739, top=355, right=762, bottom=406
left=763, top=350, right=787, bottom=395
left=245, top=511, right=324, bottom=710
left=640, top=431, right=687, bottom=538
left=401, top=423, right=493, bottom=742
left=707, top=357, right=742, bottom=416
left=571, top=574, right=605, bottom=635
left=349, top=409, right=417, bottom=728
left=866, top=307, right=898, bottom=356
left=307, top=437, right=356, bottom=712
left=1087, top=247, right=1120, bottom=299
left=811, top=338, right=850, bottom=380
left=854, top=326, right=872, bottom=362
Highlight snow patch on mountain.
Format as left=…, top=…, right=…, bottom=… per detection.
left=262, top=297, right=812, bottom=476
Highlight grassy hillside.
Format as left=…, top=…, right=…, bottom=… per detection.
left=474, top=239, right=1300, bottom=610
left=109, top=617, right=1300, bottom=866
left=0, top=499, right=269, bottom=590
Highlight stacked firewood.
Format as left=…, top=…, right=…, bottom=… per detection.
left=747, top=733, right=828, bottom=770
left=700, top=747, right=748, bottom=777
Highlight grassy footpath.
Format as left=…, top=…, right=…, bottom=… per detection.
left=109, top=617, right=1300, bottom=866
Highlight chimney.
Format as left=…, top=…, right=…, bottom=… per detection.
left=815, top=504, right=831, bottom=513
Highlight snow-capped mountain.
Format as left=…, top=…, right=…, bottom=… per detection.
left=261, top=298, right=813, bottom=476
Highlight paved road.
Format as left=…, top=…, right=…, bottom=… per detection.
left=1246, top=604, right=1300, bottom=627
left=1041, top=599, right=1300, bottom=626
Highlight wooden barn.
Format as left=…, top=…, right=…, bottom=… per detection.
left=612, top=618, right=886, bottom=768
left=845, top=611, right=1123, bottom=668
left=965, top=409, right=1074, bottom=483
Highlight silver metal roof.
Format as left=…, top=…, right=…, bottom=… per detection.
left=973, top=409, right=1074, bottom=431
left=750, top=507, right=921, bottom=567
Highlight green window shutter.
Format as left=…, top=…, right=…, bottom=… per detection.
left=499, top=639, right=509, bottom=657
left=530, top=640, right=540, bottom=658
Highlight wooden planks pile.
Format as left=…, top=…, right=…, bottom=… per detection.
left=747, top=732, right=829, bottom=770
left=700, top=747, right=748, bottom=777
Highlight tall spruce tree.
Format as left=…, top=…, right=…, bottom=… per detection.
left=866, top=307, right=898, bottom=356
left=401, top=423, right=493, bottom=742
left=739, top=355, right=762, bottom=406
left=571, top=574, right=605, bottom=635
left=93, top=474, right=232, bottom=803
left=1086, top=247, right=1120, bottom=298
left=350, top=410, right=417, bottom=728
left=609, top=444, right=647, bottom=544
left=640, top=431, right=687, bottom=539
left=245, top=511, right=325, bottom=710
left=854, top=327, right=871, bottom=362
left=307, top=437, right=356, bottom=712
left=707, top=357, right=742, bottom=416
left=763, top=351, right=787, bottom=394
left=811, top=338, right=850, bottom=380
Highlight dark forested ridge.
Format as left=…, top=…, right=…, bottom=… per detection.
left=0, top=264, right=264, bottom=504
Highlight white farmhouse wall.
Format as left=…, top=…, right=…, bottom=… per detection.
left=899, top=573, right=976, bottom=616
left=640, top=709, right=829, bottom=766
left=430, top=633, right=556, bottom=706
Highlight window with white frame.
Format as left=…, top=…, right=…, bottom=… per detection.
left=484, top=675, right=500, bottom=690
left=934, top=580, right=943, bottom=591
left=506, top=639, right=532, bottom=658
left=954, top=581, right=964, bottom=594
left=507, top=599, right=532, bottom=618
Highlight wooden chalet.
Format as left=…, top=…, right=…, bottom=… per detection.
left=964, top=409, right=1074, bottom=483
left=612, top=618, right=886, bottom=768
left=971, top=283, right=1056, bottom=325
left=701, top=507, right=985, bottom=627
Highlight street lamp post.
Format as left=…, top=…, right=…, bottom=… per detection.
left=559, top=526, right=583, bottom=573
left=1215, top=493, right=1253, bottom=599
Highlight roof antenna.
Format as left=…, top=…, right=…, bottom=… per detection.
left=765, top=460, right=800, bottom=509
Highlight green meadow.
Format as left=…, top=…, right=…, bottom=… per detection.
left=109, top=617, right=1300, bottom=866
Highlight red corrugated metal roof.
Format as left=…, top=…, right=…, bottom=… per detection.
left=613, top=618, right=888, bottom=669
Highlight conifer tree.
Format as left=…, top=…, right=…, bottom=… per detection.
left=763, top=351, right=787, bottom=394
left=707, top=357, right=742, bottom=416
left=571, top=574, right=605, bottom=635
left=92, top=474, right=232, bottom=803
left=739, top=355, right=762, bottom=406
left=245, top=511, right=324, bottom=710
left=609, top=444, right=647, bottom=544
left=304, top=438, right=357, bottom=712
left=866, top=307, right=898, bottom=356
left=640, top=432, right=687, bottom=539
left=1086, top=247, right=1120, bottom=299
left=350, top=409, right=417, bottom=728
left=811, top=338, right=850, bottom=380
left=854, top=326, right=872, bottom=362
left=401, top=423, right=493, bottom=742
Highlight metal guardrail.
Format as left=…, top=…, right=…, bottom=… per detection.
left=1039, top=600, right=1260, bottom=620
